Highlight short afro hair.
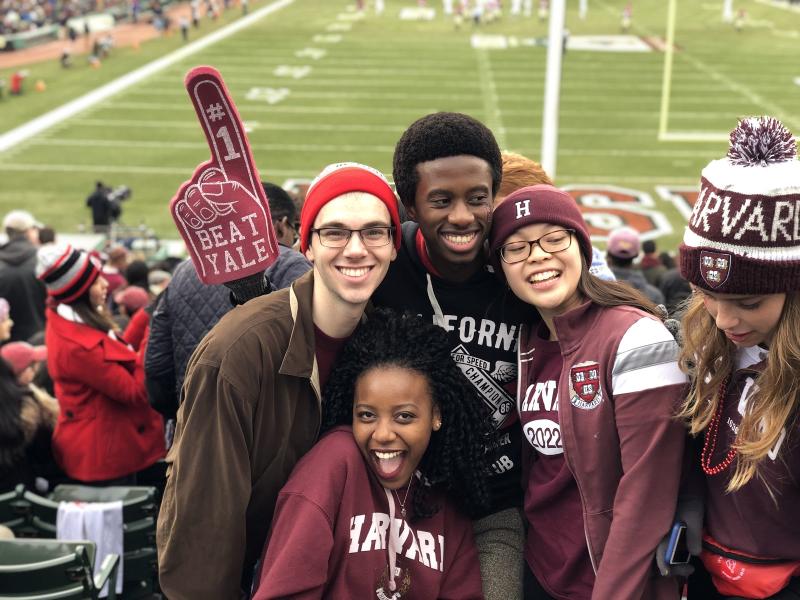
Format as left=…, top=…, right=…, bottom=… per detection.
left=322, top=308, right=493, bottom=520
left=392, top=112, right=502, bottom=209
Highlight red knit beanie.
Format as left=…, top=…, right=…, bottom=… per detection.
left=299, top=162, right=401, bottom=253
left=680, top=117, right=800, bottom=294
left=489, top=184, right=593, bottom=267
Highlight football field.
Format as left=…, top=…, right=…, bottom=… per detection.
left=1, top=0, right=798, bottom=251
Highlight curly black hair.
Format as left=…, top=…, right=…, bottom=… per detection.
left=392, top=112, right=503, bottom=209
left=321, top=308, right=494, bottom=520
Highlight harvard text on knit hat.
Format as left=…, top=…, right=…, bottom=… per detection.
left=689, top=183, right=800, bottom=245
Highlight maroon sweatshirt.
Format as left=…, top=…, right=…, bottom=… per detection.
left=704, top=344, right=800, bottom=560
left=252, top=427, right=484, bottom=600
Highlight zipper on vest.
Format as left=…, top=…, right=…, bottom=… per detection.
left=559, top=387, right=599, bottom=575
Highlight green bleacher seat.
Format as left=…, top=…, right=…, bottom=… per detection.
left=16, top=485, right=159, bottom=599
left=0, top=538, right=119, bottom=599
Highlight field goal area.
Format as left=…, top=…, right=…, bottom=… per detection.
left=656, top=0, right=800, bottom=143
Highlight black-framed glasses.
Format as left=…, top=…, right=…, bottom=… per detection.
left=500, top=229, right=574, bottom=264
left=311, top=226, right=395, bottom=248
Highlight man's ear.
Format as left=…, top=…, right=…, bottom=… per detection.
left=405, top=201, right=417, bottom=221
left=304, top=242, right=314, bottom=262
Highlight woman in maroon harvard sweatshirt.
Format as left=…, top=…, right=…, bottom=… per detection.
left=678, top=117, right=800, bottom=599
left=252, top=309, right=491, bottom=599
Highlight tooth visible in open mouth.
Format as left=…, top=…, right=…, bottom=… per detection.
left=442, top=232, right=477, bottom=245
left=530, top=270, right=559, bottom=283
left=375, top=450, right=402, bottom=459
left=339, top=267, right=370, bottom=277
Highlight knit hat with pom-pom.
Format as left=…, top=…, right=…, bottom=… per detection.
left=36, top=244, right=101, bottom=304
left=679, top=116, right=800, bottom=294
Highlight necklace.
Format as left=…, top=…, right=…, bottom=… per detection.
left=701, top=375, right=737, bottom=476
left=393, top=479, right=413, bottom=519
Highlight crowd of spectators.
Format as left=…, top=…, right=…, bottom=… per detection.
left=0, top=179, right=310, bottom=495
left=2, top=0, right=137, bottom=36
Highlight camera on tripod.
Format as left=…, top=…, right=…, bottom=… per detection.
left=108, top=185, right=132, bottom=205
left=87, top=181, right=133, bottom=230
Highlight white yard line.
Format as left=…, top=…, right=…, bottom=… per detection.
left=0, top=163, right=308, bottom=177
left=70, top=118, right=666, bottom=136
left=35, top=137, right=717, bottom=158
left=93, top=99, right=756, bottom=120
left=0, top=162, right=698, bottom=186
left=101, top=101, right=453, bottom=114
left=29, top=138, right=395, bottom=152
left=74, top=118, right=410, bottom=132
left=0, top=0, right=294, bottom=154
left=475, top=48, right=507, bottom=147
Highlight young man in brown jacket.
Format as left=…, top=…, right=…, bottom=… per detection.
left=156, top=163, right=400, bottom=600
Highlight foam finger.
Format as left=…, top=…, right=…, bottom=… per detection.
left=185, top=66, right=261, bottom=200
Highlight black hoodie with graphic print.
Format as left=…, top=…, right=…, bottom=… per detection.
left=372, top=221, right=535, bottom=515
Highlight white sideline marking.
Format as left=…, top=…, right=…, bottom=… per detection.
left=0, top=0, right=295, bottom=154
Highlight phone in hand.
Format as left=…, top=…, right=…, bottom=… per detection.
left=665, top=521, right=691, bottom=565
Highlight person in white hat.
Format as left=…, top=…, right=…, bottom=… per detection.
left=0, top=210, right=45, bottom=341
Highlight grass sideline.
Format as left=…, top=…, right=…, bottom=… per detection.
left=0, top=0, right=799, bottom=251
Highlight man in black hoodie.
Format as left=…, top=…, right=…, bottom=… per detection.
left=0, top=211, right=45, bottom=341
left=372, top=112, right=530, bottom=600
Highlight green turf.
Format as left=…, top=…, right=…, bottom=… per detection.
left=1, top=0, right=798, bottom=251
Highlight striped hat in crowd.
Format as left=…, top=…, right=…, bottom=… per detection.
left=36, top=243, right=101, bottom=304
left=680, top=116, right=800, bottom=294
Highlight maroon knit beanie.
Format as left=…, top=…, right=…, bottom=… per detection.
left=679, top=116, right=800, bottom=294
left=299, top=162, right=401, bottom=253
left=489, top=184, right=592, bottom=268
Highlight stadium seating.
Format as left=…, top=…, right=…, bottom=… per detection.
left=0, top=538, right=120, bottom=599
left=11, top=484, right=159, bottom=599
left=0, top=487, right=29, bottom=533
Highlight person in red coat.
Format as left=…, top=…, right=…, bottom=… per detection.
left=36, top=244, right=164, bottom=484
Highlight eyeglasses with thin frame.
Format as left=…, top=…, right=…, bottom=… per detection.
left=500, top=229, right=575, bottom=264
left=311, top=226, right=395, bottom=248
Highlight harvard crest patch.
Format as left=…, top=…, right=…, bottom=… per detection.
left=569, top=361, right=603, bottom=410
left=699, top=251, right=732, bottom=289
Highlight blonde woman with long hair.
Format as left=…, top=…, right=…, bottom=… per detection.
left=678, top=116, right=800, bottom=599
